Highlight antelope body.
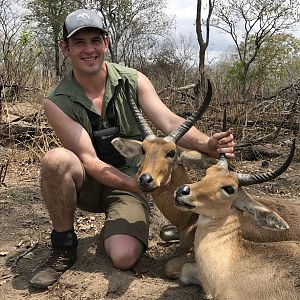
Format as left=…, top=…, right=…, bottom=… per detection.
left=174, top=143, right=300, bottom=299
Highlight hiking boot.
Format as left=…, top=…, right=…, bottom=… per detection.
left=30, top=247, right=77, bottom=289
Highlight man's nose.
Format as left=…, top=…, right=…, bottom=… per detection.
left=83, top=42, right=96, bottom=53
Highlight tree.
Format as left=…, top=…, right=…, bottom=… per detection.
left=214, top=33, right=300, bottom=105
left=82, top=0, right=172, bottom=65
left=0, top=0, right=23, bottom=86
left=212, top=0, right=300, bottom=96
left=0, top=0, right=41, bottom=92
left=248, top=33, right=300, bottom=92
left=144, top=33, right=198, bottom=89
left=196, top=0, right=215, bottom=78
left=26, top=0, right=81, bottom=77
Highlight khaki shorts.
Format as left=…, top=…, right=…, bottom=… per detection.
left=77, top=174, right=151, bottom=248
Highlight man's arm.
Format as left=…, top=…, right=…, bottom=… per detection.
left=136, top=71, right=235, bottom=158
left=44, top=99, right=140, bottom=192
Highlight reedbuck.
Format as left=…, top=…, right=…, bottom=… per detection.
left=174, top=141, right=300, bottom=299
left=112, top=79, right=216, bottom=251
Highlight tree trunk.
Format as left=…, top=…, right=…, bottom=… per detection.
left=54, top=35, right=60, bottom=78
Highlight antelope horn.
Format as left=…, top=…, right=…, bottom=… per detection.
left=124, top=79, right=154, bottom=138
left=217, top=108, right=229, bottom=169
left=236, top=139, right=296, bottom=186
left=168, top=79, right=213, bottom=142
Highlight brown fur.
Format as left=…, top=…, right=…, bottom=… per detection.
left=112, top=137, right=212, bottom=251
left=140, top=140, right=300, bottom=245
left=194, top=213, right=300, bottom=299
left=113, top=137, right=300, bottom=283
left=175, top=164, right=300, bottom=299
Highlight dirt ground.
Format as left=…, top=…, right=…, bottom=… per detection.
left=0, top=142, right=299, bottom=300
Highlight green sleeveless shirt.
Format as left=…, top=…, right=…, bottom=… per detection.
left=47, top=62, right=142, bottom=175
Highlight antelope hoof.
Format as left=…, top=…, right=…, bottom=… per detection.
left=159, top=224, right=180, bottom=241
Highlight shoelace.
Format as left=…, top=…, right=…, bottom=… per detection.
left=43, top=249, right=72, bottom=269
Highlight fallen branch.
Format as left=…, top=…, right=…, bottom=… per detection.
left=0, top=160, right=9, bottom=186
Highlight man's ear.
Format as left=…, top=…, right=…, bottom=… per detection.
left=177, top=146, right=217, bottom=169
left=233, top=188, right=290, bottom=231
left=103, top=35, right=109, bottom=52
left=111, top=137, right=143, bottom=158
left=59, top=40, right=69, bottom=56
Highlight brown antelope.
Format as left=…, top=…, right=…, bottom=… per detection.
left=174, top=141, right=300, bottom=299
left=112, top=79, right=216, bottom=252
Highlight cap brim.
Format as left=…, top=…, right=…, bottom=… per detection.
left=67, top=26, right=107, bottom=38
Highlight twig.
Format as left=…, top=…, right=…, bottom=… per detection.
left=0, top=158, right=10, bottom=186
left=9, top=240, right=39, bottom=269
left=238, top=124, right=285, bottom=149
left=241, top=112, right=248, bottom=142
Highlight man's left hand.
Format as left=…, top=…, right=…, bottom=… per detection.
left=208, top=129, right=235, bottom=158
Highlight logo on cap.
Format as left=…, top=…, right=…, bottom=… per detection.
left=77, top=13, right=90, bottom=21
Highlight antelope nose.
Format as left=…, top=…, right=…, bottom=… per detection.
left=139, top=173, right=153, bottom=188
left=176, top=185, right=190, bottom=197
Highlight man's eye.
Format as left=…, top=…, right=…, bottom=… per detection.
left=92, top=39, right=102, bottom=44
left=166, top=150, right=176, bottom=158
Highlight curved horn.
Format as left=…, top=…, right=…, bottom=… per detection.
left=222, top=107, right=227, bottom=132
left=216, top=108, right=229, bottom=169
left=168, top=79, right=213, bottom=142
left=124, top=79, right=154, bottom=138
left=217, top=155, right=229, bottom=169
left=236, top=139, right=296, bottom=186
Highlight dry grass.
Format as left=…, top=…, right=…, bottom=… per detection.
left=0, top=80, right=299, bottom=171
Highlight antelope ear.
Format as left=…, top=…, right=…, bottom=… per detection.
left=177, top=146, right=217, bottom=169
left=233, top=188, right=289, bottom=231
left=111, top=137, right=142, bottom=158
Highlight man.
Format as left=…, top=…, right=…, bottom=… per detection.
left=30, top=9, right=235, bottom=288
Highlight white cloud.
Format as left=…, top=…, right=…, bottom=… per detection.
left=167, top=0, right=197, bottom=35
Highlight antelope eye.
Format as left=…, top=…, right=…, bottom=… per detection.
left=141, top=148, right=145, bottom=155
left=166, top=149, right=176, bottom=158
left=222, top=185, right=235, bottom=194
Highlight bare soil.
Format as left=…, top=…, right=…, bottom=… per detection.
left=0, top=142, right=299, bottom=300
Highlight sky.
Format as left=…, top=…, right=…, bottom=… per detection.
left=166, top=0, right=235, bottom=62
left=166, top=0, right=300, bottom=62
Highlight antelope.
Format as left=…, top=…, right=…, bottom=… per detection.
left=112, top=79, right=300, bottom=278
left=174, top=141, right=300, bottom=299
left=112, top=79, right=216, bottom=252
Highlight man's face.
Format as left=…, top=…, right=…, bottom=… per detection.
left=60, top=28, right=109, bottom=75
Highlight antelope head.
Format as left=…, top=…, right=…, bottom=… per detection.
left=174, top=139, right=296, bottom=230
left=112, top=79, right=215, bottom=192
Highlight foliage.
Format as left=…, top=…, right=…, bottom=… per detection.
left=25, top=0, right=81, bottom=77
left=221, top=33, right=300, bottom=94
left=5, top=30, right=42, bottom=87
left=250, top=33, right=300, bottom=90
left=0, top=0, right=42, bottom=89
left=23, top=0, right=172, bottom=75
left=212, top=0, right=300, bottom=96
left=26, top=0, right=78, bottom=42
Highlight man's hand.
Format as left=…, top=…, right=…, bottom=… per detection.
left=207, top=129, right=235, bottom=158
